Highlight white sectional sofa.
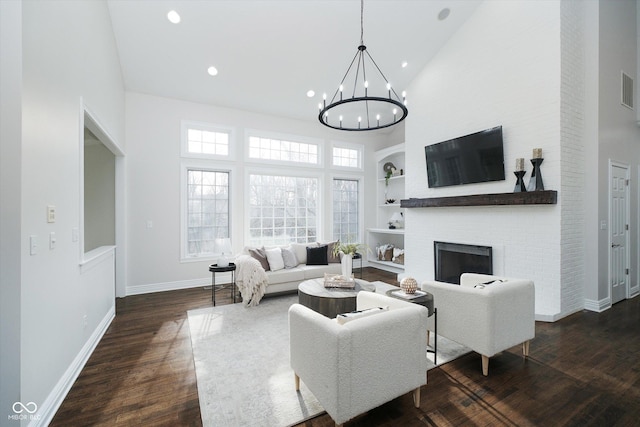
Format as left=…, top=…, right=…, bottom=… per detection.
left=241, top=242, right=343, bottom=295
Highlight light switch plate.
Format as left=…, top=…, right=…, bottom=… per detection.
left=47, top=205, right=56, bottom=223
left=30, top=235, right=37, bottom=255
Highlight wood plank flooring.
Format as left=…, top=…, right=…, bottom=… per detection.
left=52, top=269, right=640, bottom=426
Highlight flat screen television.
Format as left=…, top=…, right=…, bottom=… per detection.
left=425, top=126, right=505, bottom=188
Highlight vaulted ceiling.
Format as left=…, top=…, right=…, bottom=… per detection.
left=107, top=0, right=481, bottom=124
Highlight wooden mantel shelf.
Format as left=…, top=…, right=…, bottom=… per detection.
left=400, top=190, right=557, bottom=208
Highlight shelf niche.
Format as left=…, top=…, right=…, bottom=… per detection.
left=401, top=190, right=557, bottom=208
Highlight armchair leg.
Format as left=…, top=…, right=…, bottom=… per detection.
left=412, top=387, right=421, bottom=408
left=481, top=355, right=489, bottom=376
left=522, top=340, right=530, bottom=358
left=294, top=373, right=300, bottom=391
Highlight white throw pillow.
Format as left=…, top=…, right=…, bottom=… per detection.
left=336, top=306, right=389, bottom=325
left=291, top=242, right=316, bottom=265
left=281, top=247, right=298, bottom=269
left=265, top=247, right=285, bottom=271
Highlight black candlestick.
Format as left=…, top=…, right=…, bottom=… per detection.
left=527, top=158, right=545, bottom=191
left=514, top=170, right=527, bottom=192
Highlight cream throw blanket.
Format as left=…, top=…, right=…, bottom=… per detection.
left=235, top=255, right=269, bottom=306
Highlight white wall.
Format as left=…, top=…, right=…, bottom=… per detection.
left=1, top=0, right=23, bottom=419
left=403, top=1, right=565, bottom=319
left=20, top=0, right=124, bottom=423
left=124, top=92, right=393, bottom=294
left=596, top=0, right=640, bottom=303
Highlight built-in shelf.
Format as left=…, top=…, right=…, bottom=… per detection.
left=368, top=228, right=405, bottom=235
left=401, top=190, right=557, bottom=208
left=368, top=259, right=404, bottom=270
left=377, top=175, right=405, bottom=183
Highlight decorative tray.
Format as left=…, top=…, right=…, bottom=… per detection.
left=324, top=273, right=356, bottom=288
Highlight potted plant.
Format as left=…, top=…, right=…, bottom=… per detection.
left=332, top=241, right=368, bottom=257
left=332, top=241, right=369, bottom=278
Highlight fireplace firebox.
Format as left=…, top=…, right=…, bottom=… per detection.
left=434, top=241, right=492, bottom=284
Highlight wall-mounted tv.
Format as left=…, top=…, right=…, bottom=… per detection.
left=425, top=126, right=505, bottom=188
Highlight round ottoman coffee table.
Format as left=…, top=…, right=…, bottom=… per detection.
left=298, top=278, right=376, bottom=318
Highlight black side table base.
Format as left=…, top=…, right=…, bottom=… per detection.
left=209, top=263, right=237, bottom=306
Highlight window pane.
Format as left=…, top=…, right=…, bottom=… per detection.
left=248, top=174, right=318, bottom=246
left=186, top=126, right=230, bottom=157
left=332, top=178, right=359, bottom=243
left=332, top=145, right=360, bottom=168
left=248, top=135, right=319, bottom=165
left=186, top=169, right=230, bottom=257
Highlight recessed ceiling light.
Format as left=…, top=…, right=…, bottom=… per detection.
left=306, top=90, right=315, bottom=98
left=207, top=66, right=218, bottom=76
left=401, top=61, right=408, bottom=68
left=167, top=10, right=181, bottom=24
left=438, top=8, right=450, bottom=21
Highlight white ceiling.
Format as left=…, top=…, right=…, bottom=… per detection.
left=107, top=0, right=482, bottom=125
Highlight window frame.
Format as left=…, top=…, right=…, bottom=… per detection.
left=330, top=141, right=364, bottom=171
left=180, top=161, right=235, bottom=262
left=245, top=129, right=324, bottom=168
left=181, top=120, right=236, bottom=160
left=245, top=167, right=324, bottom=247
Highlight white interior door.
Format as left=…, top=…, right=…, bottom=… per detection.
left=610, top=163, right=629, bottom=305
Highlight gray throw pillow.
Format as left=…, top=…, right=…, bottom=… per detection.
left=326, top=241, right=341, bottom=263
left=248, top=247, right=270, bottom=271
left=282, top=247, right=298, bottom=269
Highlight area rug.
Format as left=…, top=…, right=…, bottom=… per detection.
left=188, top=294, right=470, bottom=427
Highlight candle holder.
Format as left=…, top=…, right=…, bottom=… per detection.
left=513, top=170, right=527, bottom=192
left=527, top=158, right=545, bottom=191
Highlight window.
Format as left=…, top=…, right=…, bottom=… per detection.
left=181, top=121, right=233, bottom=159
left=332, top=146, right=361, bottom=168
left=332, top=178, right=359, bottom=243
left=248, top=136, right=319, bottom=165
left=248, top=174, right=318, bottom=246
left=184, top=169, right=230, bottom=258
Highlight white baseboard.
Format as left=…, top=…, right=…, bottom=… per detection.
left=33, top=305, right=115, bottom=427
left=584, top=297, right=611, bottom=313
left=125, top=275, right=232, bottom=296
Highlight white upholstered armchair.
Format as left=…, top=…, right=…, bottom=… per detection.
left=421, top=273, right=535, bottom=376
left=289, top=292, right=428, bottom=426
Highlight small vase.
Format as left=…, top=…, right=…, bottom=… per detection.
left=341, top=253, right=353, bottom=278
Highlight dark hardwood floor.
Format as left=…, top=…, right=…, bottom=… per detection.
left=52, top=269, right=640, bottom=426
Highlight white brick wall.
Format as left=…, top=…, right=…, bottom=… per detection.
left=559, top=0, right=586, bottom=317
left=404, top=1, right=566, bottom=319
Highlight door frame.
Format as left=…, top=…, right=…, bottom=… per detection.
left=608, top=160, right=630, bottom=305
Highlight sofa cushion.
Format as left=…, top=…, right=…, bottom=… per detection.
left=281, top=247, right=298, bottom=269
left=248, top=247, right=270, bottom=271
left=265, top=247, right=285, bottom=271
left=299, top=263, right=342, bottom=279
left=307, top=245, right=328, bottom=265
left=291, top=242, right=316, bottom=265
left=266, top=266, right=305, bottom=285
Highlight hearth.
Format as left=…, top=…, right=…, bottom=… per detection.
left=434, top=241, right=492, bottom=284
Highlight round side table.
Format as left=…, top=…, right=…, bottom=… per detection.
left=209, top=263, right=237, bottom=306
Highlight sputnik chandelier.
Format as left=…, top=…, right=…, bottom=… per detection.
left=318, top=0, right=408, bottom=131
